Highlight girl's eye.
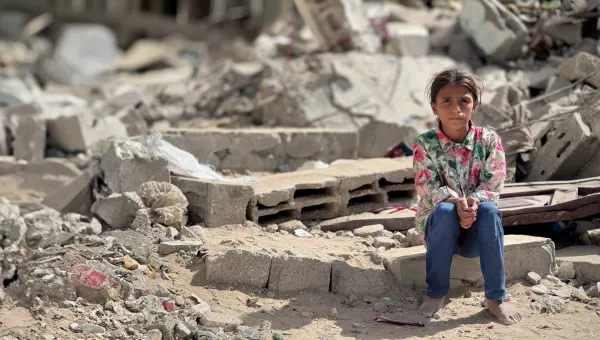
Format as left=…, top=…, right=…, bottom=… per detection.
left=443, top=99, right=450, bottom=103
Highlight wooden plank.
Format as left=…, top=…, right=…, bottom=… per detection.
left=503, top=202, right=600, bottom=226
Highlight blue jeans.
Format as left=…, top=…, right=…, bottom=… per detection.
left=424, top=202, right=506, bottom=301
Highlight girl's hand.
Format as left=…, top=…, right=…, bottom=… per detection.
left=456, top=198, right=476, bottom=229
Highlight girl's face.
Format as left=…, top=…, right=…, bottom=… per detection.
left=430, top=84, right=476, bottom=132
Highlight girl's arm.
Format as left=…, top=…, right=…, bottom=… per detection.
left=413, top=139, right=459, bottom=232
left=469, top=132, right=506, bottom=204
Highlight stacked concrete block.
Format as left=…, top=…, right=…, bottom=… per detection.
left=205, top=249, right=273, bottom=288
left=159, top=128, right=358, bottom=173
left=172, top=157, right=414, bottom=228
left=268, top=254, right=332, bottom=293
left=526, top=112, right=600, bottom=181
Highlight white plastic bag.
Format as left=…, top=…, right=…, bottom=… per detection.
left=135, top=134, right=256, bottom=183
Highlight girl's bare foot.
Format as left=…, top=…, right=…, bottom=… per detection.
left=420, top=296, right=445, bottom=318
left=487, top=299, right=521, bottom=325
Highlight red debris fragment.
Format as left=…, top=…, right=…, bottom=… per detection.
left=163, top=300, right=176, bottom=312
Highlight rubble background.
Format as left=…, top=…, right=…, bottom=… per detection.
left=1, top=0, right=600, bottom=339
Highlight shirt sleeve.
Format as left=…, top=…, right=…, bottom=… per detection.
left=413, top=139, right=459, bottom=232
left=469, top=132, right=506, bottom=204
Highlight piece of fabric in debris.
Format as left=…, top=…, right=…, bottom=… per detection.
left=382, top=141, right=413, bottom=158
left=138, top=181, right=188, bottom=230
left=412, top=120, right=506, bottom=233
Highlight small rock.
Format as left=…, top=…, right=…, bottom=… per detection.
left=573, top=286, right=589, bottom=301
left=392, top=232, right=407, bottom=242
left=531, top=285, right=549, bottom=295
left=464, top=291, right=472, bottom=298
left=174, top=322, right=191, bottom=338
left=157, top=240, right=203, bottom=255
left=243, top=220, right=260, bottom=228
left=123, top=255, right=139, bottom=270
left=266, top=224, right=278, bottom=233
left=41, top=274, right=55, bottom=283
left=32, top=268, right=53, bottom=278
left=69, top=322, right=82, bottom=333
left=526, top=272, right=542, bottom=285
left=192, top=301, right=211, bottom=315
left=145, top=329, right=163, bottom=340
left=586, top=282, right=600, bottom=298
left=278, top=220, right=306, bottom=232
left=406, top=228, right=423, bottom=246
left=337, top=230, right=354, bottom=237
left=353, top=322, right=367, bottom=328
left=279, top=230, right=289, bottom=236
left=373, top=302, right=389, bottom=313
left=556, top=262, right=576, bottom=280
left=42, top=335, right=55, bottom=340
left=80, top=324, right=105, bottom=334
left=294, top=229, right=313, bottom=237
left=272, top=332, right=285, bottom=340
left=373, top=236, right=396, bottom=249
left=174, top=295, right=185, bottom=306
left=353, top=224, right=384, bottom=237
left=266, top=291, right=276, bottom=298
left=551, top=286, right=572, bottom=299
left=300, top=312, right=314, bottom=318
left=545, top=275, right=562, bottom=285
left=540, top=278, right=555, bottom=288
left=166, top=227, right=179, bottom=239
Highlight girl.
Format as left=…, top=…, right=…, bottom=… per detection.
left=412, top=68, right=521, bottom=325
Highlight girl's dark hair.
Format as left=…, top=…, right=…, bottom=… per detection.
left=426, top=68, right=484, bottom=107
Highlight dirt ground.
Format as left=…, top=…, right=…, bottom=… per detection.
left=1, top=251, right=599, bottom=340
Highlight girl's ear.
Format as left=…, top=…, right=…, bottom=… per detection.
left=430, top=102, right=437, bottom=115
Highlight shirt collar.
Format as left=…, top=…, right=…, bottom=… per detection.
left=436, top=119, right=476, bottom=151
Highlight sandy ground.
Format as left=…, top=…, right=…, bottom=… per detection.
left=1, top=226, right=599, bottom=339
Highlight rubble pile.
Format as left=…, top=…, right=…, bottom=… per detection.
left=1, top=0, right=600, bottom=339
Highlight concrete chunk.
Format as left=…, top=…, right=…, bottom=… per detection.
left=205, top=249, right=272, bottom=288
left=331, top=259, right=397, bottom=297
left=384, top=235, right=556, bottom=288
left=199, top=312, right=243, bottom=332
left=100, top=140, right=170, bottom=193
left=558, top=52, right=600, bottom=88
left=158, top=240, right=203, bottom=255
left=353, top=224, right=384, bottom=237
left=10, top=115, right=46, bottom=162
left=172, top=177, right=253, bottom=228
left=91, top=192, right=145, bottom=230
left=268, top=254, right=331, bottom=293
left=556, top=245, right=600, bottom=283
left=385, top=23, right=429, bottom=57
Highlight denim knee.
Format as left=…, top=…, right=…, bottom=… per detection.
left=433, top=202, right=457, bottom=218
left=477, top=202, right=500, bottom=216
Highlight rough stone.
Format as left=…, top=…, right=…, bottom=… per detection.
left=166, top=227, right=179, bottom=239
left=100, top=140, right=170, bottom=193
left=556, top=261, right=576, bottom=280
left=526, top=271, right=542, bottom=285
left=385, top=23, right=429, bottom=57
left=205, top=249, right=272, bottom=288
left=69, top=265, right=122, bottom=305
left=268, top=254, right=331, bottom=293
left=373, top=236, right=396, bottom=249
left=158, top=240, right=203, bottom=255
left=23, top=212, right=62, bottom=249
left=200, top=312, right=243, bottom=332
left=558, top=52, right=600, bottom=88
left=459, top=0, right=527, bottom=61
left=266, top=224, right=278, bottom=233
left=278, top=220, right=306, bottom=232
left=531, top=285, right=549, bottom=295
left=353, top=224, right=384, bottom=238
left=145, top=329, right=163, bottom=340
left=406, top=228, right=423, bottom=247
left=91, top=192, right=145, bottom=229
left=0, top=198, right=27, bottom=248
left=192, top=301, right=212, bottom=316
left=581, top=229, right=600, bottom=246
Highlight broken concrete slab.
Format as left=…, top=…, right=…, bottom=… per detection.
left=205, top=249, right=272, bottom=288
left=556, top=245, right=600, bottom=282
left=385, top=23, right=429, bottom=57
left=558, top=52, right=600, bottom=88
left=157, top=240, right=203, bottom=256
left=459, top=0, right=527, bottom=61
left=160, top=128, right=358, bottom=172
left=172, top=177, right=254, bottom=228
left=42, top=161, right=100, bottom=216
left=100, top=140, right=170, bottom=193
left=384, top=235, right=556, bottom=288
left=268, top=254, right=331, bottom=294
left=91, top=192, right=145, bottom=230
left=317, top=210, right=416, bottom=232
left=358, top=120, right=419, bottom=158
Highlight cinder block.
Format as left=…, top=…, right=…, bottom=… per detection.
left=556, top=245, right=600, bottom=283
left=172, top=177, right=253, bottom=228
left=526, top=112, right=600, bottom=181
left=206, top=249, right=272, bottom=288
left=268, top=254, right=331, bottom=293
left=383, top=235, right=557, bottom=288
left=331, top=259, right=397, bottom=297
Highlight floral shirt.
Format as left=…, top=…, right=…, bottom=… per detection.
left=412, top=120, right=506, bottom=233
